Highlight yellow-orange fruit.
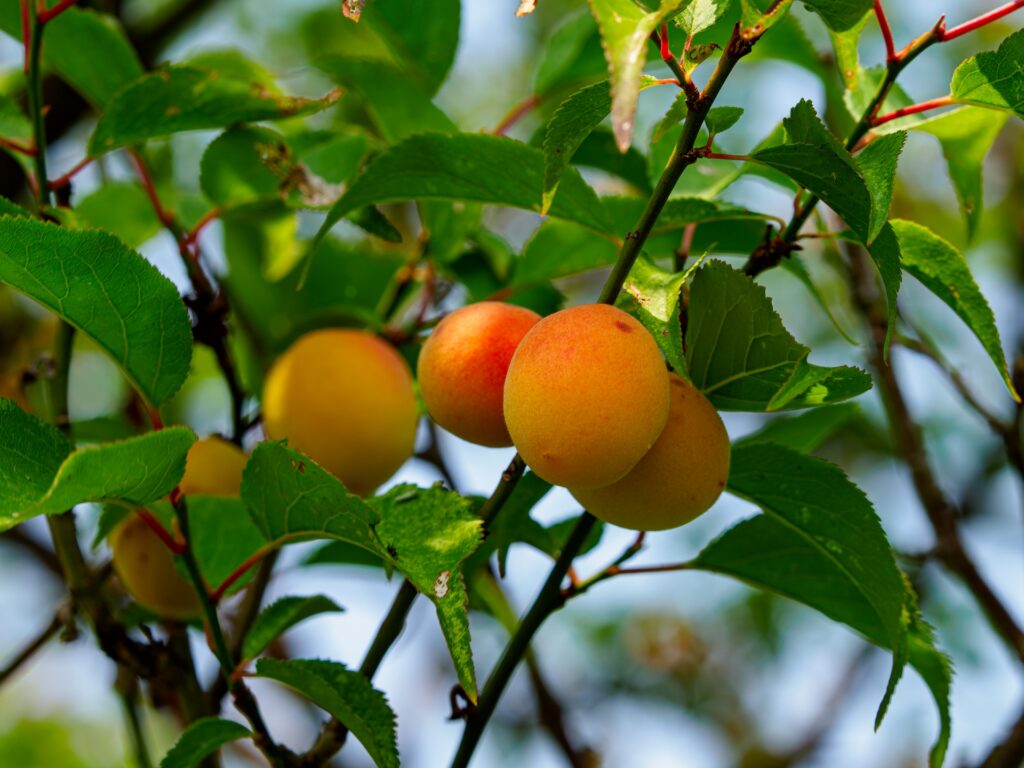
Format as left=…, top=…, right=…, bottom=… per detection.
left=179, top=436, right=247, bottom=496
left=418, top=302, right=541, bottom=447
left=262, top=329, right=418, bottom=496
left=570, top=374, right=730, bottom=530
left=110, top=515, right=200, bottom=620
left=503, top=304, right=670, bottom=489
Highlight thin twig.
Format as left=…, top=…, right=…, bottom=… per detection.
left=172, top=497, right=293, bottom=766
left=872, top=95, right=953, bottom=126
left=492, top=95, right=541, bottom=136
left=0, top=610, right=65, bottom=686
left=940, top=0, right=1024, bottom=41
left=48, top=155, right=92, bottom=190
left=874, top=1, right=896, bottom=63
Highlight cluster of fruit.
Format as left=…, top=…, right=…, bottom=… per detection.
left=418, top=302, right=731, bottom=531
left=110, top=301, right=731, bottom=618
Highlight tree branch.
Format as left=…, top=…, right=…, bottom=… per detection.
left=979, top=703, right=1024, bottom=768
left=846, top=242, right=1024, bottom=664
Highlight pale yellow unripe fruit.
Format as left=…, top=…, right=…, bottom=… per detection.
left=179, top=436, right=247, bottom=496
left=110, top=515, right=199, bottom=620
left=262, top=329, right=418, bottom=496
left=503, top=304, right=670, bottom=489
left=570, top=374, right=730, bottom=531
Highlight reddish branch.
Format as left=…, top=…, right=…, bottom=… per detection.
left=209, top=544, right=277, bottom=602
left=940, top=0, right=1024, bottom=41
left=136, top=508, right=187, bottom=555
left=0, top=136, right=36, bottom=156
left=48, top=156, right=92, bottom=190
left=874, top=1, right=896, bottom=63
left=492, top=95, right=540, bottom=136
left=872, top=95, right=953, bottom=126
left=36, top=0, right=81, bottom=24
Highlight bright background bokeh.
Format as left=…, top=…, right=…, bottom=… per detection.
left=0, top=1, right=1022, bottom=767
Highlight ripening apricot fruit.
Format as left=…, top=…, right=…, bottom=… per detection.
left=570, top=374, right=730, bottom=531
left=110, top=515, right=200, bottom=620
left=503, top=304, right=670, bottom=489
left=418, top=302, right=541, bottom=447
left=179, top=436, right=247, bottom=496
left=262, top=328, right=418, bottom=496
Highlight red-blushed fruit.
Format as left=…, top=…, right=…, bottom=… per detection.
left=570, top=373, right=730, bottom=531
left=110, top=515, right=200, bottom=620
left=179, top=436, right=247, bottom=497
left=503, top=304, right=670, bottom=489
left=262, top=329, right=418, bottom=496
left=418, top=302, right=541, bottom=447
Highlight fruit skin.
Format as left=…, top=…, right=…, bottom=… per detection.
left=503, top=304, right=670, bottom=489
left=110, top=515, right=200, bottom=620
left=418, top=302, right=541, bottom=447
left=262, top=328, right=418, bottom=496
left=570, top=374, right=730, bottom=531
left=179, top=436, right=247, bottom=496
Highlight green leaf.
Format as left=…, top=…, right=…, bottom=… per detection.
left=159, top=718, right=251, bottom=768
left=512, top=197, right=772, bottom=286
left=241, top=441, right=382, bottom=554
left=857, top=131, right=905, bottom=243
left=309, top=133, right=612, bottom=276
left=802, top=0, right=872, bottom=32
left=303, top=540, right=386, bottom=569
left=0, top=197, right=29, bottom=218
left=652, top=91, right=690, bottom=143
left=719, top=444, right=909, bottom=719
left=89, top=66, right=341, bottom=155
left=675, top=0, right=730, bottom=36
left=256, top=659, right=398, bottom=768
left=361, top=0, right=460, bottom=95
left=186, top=496, right=267, bottom=591
left=542, top=79, right=657, bottom=213
left=199, top=126, right=360, bottom=218
left=911, top=107, right=1008, bottom=241
left=570, top=129, right=653, bottom=192
left=618, top=256, right=687, bottom=374
left=316, top=57, right=455, bottom=144
left=587, top=0, right=688, bottom=151
left=698, top=444, right=951, bottom=765
left=779, top=255, right=858, bottom=345
left=844, top=66, right=912, bottom=124
left=372, top=485, right=482, bottom=700
left=0, top=6, right=142, bottom=107
left=685, top=261, right=871, bottom=411
left=74, top=183, right=163, bottom=248
left=739, top=0, right=794, bottom=36
left=950, top=29, right=1024, bottom=118
left=0, top=94, right=31, bottom=150
left=0, top=217, right=193, bottom=406
left=242, top=595, right=344, bottom=662
left=752, top=100, right=872, bottom=241
left=828, top=11, right=871, bottom=89
left=0, top=400, right=193, bottom=531
left=534, top=11, right=608, bottom=97
left=705, top=106, right=743, bottom=135
left=485, top=471, right=555, bottom=576
left=891, top=219, right=1018, bottom=400
left=865, top=223, right=903, bottom=355
left=734, top=402, right=861, bottom=453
